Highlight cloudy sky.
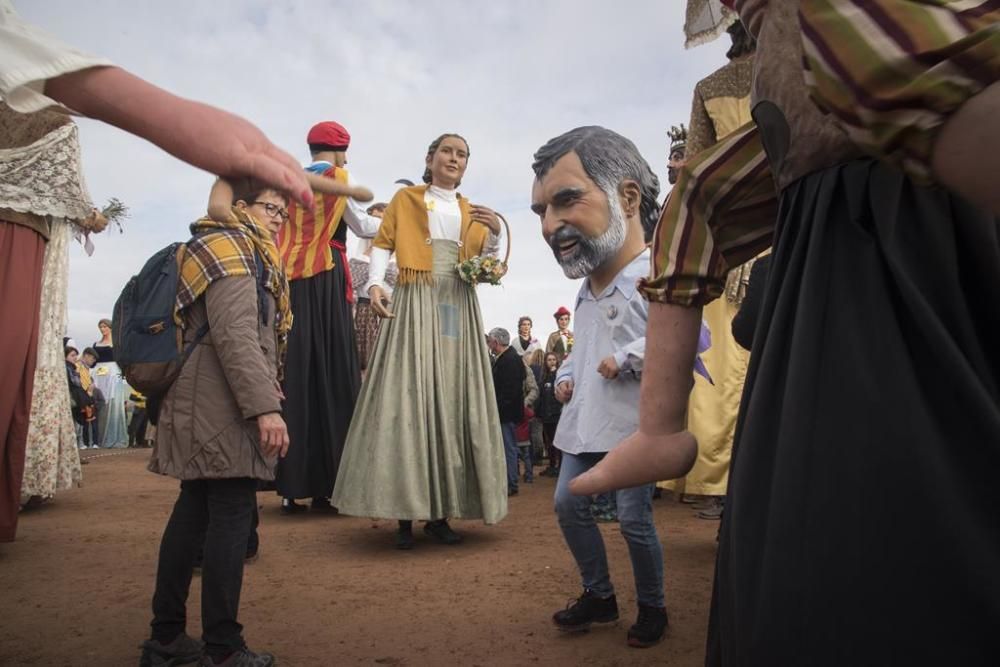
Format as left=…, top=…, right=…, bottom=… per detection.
left=19, top=1, right=729, bottom=347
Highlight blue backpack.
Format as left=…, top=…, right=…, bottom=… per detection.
left=112, top=235, right=268, bottom=398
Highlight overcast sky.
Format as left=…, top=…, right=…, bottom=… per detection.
left=19, top=1, right=729, bottom=347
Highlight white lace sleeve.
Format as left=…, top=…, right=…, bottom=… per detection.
left=0, top=121, right=93, bottom=220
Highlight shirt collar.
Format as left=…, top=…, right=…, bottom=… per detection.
left=575, top=248, right=650, bottom=307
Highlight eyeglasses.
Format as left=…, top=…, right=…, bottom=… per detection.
left=253, top=201, right=289, bottom=222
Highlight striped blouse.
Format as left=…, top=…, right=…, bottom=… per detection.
left=278, top=166, right=349, bottom=281
left=641, top=0, right=1000, bottom=306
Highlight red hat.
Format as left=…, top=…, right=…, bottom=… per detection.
left=307, top=121, right=350, bottom=151
left=553, top=306, right=571, bottom=319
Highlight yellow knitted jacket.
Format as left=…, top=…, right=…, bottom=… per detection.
left=373, top=185, right=489, bottom=284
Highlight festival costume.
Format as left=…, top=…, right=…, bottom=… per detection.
left=0, top=0, right=110, bottom=540
left=332, top=185, right=507, bottom=523
left=275, top=162, right=377, bottom=502
left=646, top=1, right=1000, bottom=662
left=90, top=343, right=129, bottom=448
left=664, top=48, right=756, bottom=498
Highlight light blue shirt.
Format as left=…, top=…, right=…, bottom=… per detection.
left=554, top=249, right=650, bottom=455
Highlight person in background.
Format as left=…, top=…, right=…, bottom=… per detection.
left=515, top=405, right=536, bottom=485
left=525, top=348, right=547, bottom=466
left=513, top=316, right=540, bottom=358
left=349, top=202, right=398, bottom=375
left=545, top=307, right=573, bottom=362
left=489, top=327, right=527, bottom=497
left=127, top=390, right=148, bottom=448
left=536, top=352, right=563, bottom=478
left=78, top=348, right=102, bottom=449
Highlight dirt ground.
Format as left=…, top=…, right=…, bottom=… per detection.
left=0, top=449, right=719, bottom=667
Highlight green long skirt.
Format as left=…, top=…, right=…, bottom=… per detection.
left=332, top=240, right=507, bottom=524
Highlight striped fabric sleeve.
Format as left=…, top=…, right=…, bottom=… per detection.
left=640, top=121, right=778, bottom=307
left=799, top=0, right=1000, bottom=184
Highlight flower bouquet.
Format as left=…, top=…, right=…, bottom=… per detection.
left=456, top=255, right=508, bottom=285
left=455, top=211, right=511, bottom=285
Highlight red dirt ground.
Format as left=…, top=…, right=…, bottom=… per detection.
left=0, top=449, right=719, bottom=666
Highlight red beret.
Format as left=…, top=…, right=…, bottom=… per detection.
left=553, top=306, right=571, bottom=319
left=307, top=121, right=350, bottom=150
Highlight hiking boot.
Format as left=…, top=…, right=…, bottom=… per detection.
left=423, top=519, right=462, bottom=545
left=396, top=521, right=415, bottom=550
left=280, top=499, right=306, bottom=515
left=552, top=591, right=619, bottom=632
left=198, top=648, right=275, bottom=667
left=627, top=604, right=668, bottom=648
left=139, top=632, right=203, bottom=666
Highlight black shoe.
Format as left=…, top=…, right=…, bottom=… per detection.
left=508, top=488, right=518, bottom=497
left=423, top=519, right=462, bottom=545
left=198, top=647, right=275, bottom=667
left=553, top=591, right=619, bottom=632
left=627, top=604, right=668, bottom=648
left=280, top=498, right=306, bottom=515
left=139, top=632, right=203, bottom=666
left=396, top=521, right=414, bottom=550
left=310, top=497, right=338, bottom=514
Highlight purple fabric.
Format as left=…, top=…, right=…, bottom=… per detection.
left=694, top=320, right=713, bottom=384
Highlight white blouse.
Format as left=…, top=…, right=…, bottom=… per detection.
left=0, top=0, right=112, bottom=114
left=365, top=185, right=502, bottom=294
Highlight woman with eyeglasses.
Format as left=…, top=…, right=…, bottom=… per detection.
left=142, top=177, right=294, bottom=667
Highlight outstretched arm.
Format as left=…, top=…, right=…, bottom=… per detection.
left=570, top=122, right=776, bottom=496
left=44, top=66, right=313, bottom=206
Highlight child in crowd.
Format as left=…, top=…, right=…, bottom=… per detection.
left=79, top=348, right=103, bottom=448
left=515, top=406, right=535, bottom=484
left=65, top=345, right=94, bottom=443
left=536, top=352, right=563, bottom=477
left=127, top=390, right=149, bottom=448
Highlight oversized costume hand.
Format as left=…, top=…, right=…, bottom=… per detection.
left=369, top=285, right=395, bottom=319
left=45, top=66, right=314, bottom=206
left=470, top=205, right=501, bottom=235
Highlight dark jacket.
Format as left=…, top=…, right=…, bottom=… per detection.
left=492, top=346, right=525, bottom=424
left=535, top=369, right=563, bottom=424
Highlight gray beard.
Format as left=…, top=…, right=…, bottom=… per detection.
left=553, top=190, right=628, bottom=279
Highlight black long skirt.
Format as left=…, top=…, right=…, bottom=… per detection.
left=707, top=159, right=1000, bottom=665
left=275, top=261, right=360, bottom=500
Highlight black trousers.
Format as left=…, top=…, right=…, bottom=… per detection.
left=151, top=478, right=256, bottom=657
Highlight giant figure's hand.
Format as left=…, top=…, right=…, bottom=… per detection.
left=569, top=429, right=697, bottom=496
left=45, top=66, right=314, bottom=206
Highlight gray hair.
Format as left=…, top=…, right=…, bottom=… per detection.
left=487, top=327, right=510, bottom=347
left=532, top=126, right=661, bottom=238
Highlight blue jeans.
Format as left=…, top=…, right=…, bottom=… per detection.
left=554, top=451, right=664, bottom=607
left=518, top=444, right=533, bottom=482
left=500, top=421, right=518, bottom=492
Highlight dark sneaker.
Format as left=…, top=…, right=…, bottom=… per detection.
left=310, top=498, right=338, bottom=515
left=423, top=519, right=463, bottom=545
left=280, top=498, right=306, bottom=515
left=627, top=604, right=668, bottom=648
left=396, top=522, right=415, bottom=550
left=139, top=633, right=203, bottom=666
left=552, top=591, right=619, bottom=632
left=198, top=648, right=275, bottom=667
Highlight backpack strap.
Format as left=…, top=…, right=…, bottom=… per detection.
left=253, top=252, right=270, bottom=326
